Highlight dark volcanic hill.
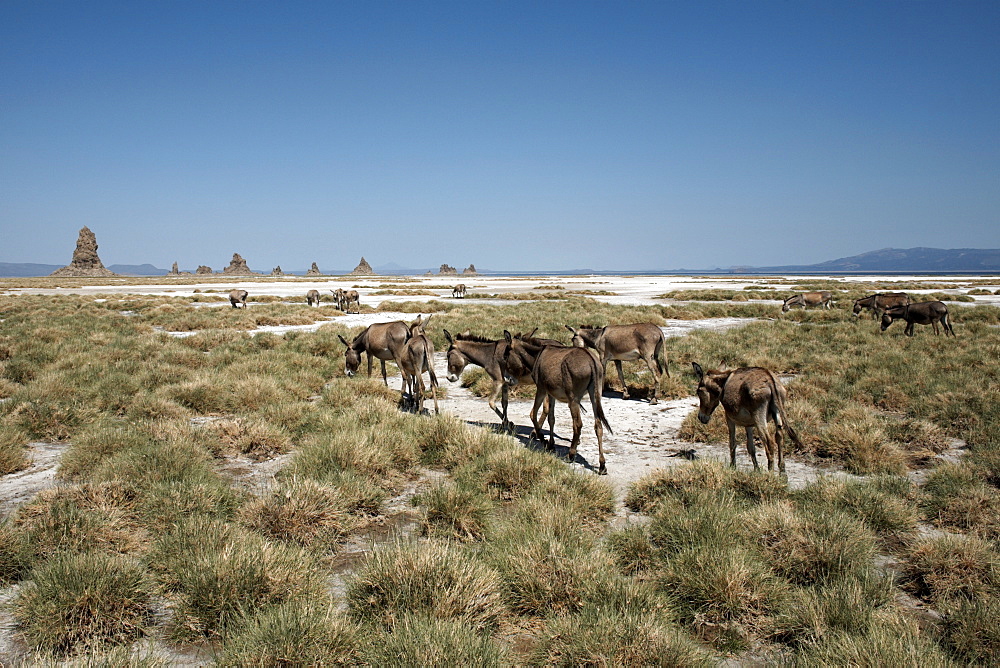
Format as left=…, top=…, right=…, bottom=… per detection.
left=748, top=248, right=1000, bottom=274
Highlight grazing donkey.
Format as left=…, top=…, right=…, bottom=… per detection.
left=398, top=316, right=439, bottom=414
left=338, top=321, right=411, bottom=385
left=566, top=323, right=668, bottom=404
left=880, top=301, right=955, bottom=337
left=452, top=284, right=467, bottom=298
left=853, top=292, right=910, bottom=318
left=502, top=331, right=612, bottom=475
left=782, top=291, right=833, bottom=313
left=443, top=329, right=550, bottom=432
left=342, top=289, right=360, bottom=313
left=306, top=289, right=321, bottom=307
left=229, top=289, right=248, bottom=309
left=692, top=362, right=800, bottom=473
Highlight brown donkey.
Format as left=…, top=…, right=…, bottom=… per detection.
left=443, top=329, right=550, bottom=432
left=502, top=331, right=612, bottom=475
left=338, top=321, right=411, bottom=385
left=692, top=362, right=801, bottom=473
left=306, top=289, right=321, bottom=307
left=852, top=292, right=909, bottom=318
left=398, top=316, right=439, bottom=414
left=565, top=323, right=668, bottom=404
left=782, top=291, right=833, bottom=313
left=881, top=301, right=955, bottom=337
left=229, top=289, right=248, bottom=309
left=452, top=284, right=467, bottom=298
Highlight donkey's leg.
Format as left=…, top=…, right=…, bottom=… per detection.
left=642, top=353, right=660, bottom=405
left=427, top=365, right=439, bottom=415
left=755, top=415, right=775, bottom=471
left=547, top=396, right=557, bottom=451
left=745, top=425, right=761, bottom=470
left=488, top=380, right=505, bottom=423
left=529, top=388, right=547, bottom=447
left=774, top=426, right=785, bottom=473
left=726, top=417, right=738, bottom=468
left=614, top=360, right=629, bottom=399
left=568, top=399, right=582, bottom=465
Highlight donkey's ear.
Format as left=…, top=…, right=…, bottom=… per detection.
left=718, top=360, right=728, bottom=371
left=565, top=324, right=577, bottom=335
left=526, top=327, right=538, bottom=338
left=503, top=330, right=513, bottom=343
left=338, top=335, right=350, bottom=347
left=460, top=330, right=471, bottom=337
left=443, top=329, right=453, bottom=343
left=692, top=362, right=704, bottom=380
left=420, top=314, right=433, bottom=330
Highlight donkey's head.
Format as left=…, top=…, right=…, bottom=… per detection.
left=880, top=307, right=904, bottom=332
left=443, top=329, right=466, bottom=382
left=565, top=325, right=603, bottom=350
left=338, top=334, right=362, bottom=377
left=692, top=362, right=731, bottom=424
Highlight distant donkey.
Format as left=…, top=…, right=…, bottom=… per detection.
left=306, top=289, right=321, bottom=307
left=692, top=362, right=801, bottom=473
left=782, top=291, right=833, bottom=313
left=229, top=289, right=248, bottom=309
left=452, top=284, right=467, bottom=298
left=852, top=292, right=909, bottom=318
left=880, top=301, right=955, bottom=337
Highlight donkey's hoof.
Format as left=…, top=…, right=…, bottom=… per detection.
left=598, top=465, right=608, bottom=475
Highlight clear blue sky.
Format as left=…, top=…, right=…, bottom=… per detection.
left=2, top=1, right=998, bottom=271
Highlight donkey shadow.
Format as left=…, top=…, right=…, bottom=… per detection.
left=466, top=419, right=602, bottom=474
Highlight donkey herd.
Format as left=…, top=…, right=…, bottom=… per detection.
left=225, top=286, right=958, bottom=476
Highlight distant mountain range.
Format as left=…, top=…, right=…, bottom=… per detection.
left=738, top=247, right=1000, bottom=274
left=2, top=248, right=999, bottom=277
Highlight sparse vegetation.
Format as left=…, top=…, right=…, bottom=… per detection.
left=1, top=281, right=999, bottom=663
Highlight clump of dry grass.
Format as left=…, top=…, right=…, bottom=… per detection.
left=14, top=550, right=153, bottom=655
left=14, top=482, right=147, bottom=559
left=151, top=516, right=326, bottom=639
left=240, top=478, right=359, bottom=549
left=741, top=501, right=876, bottom=586
left=204, top=417, right=292, bottom=460
left=365, top=614, right=509, bottom=667
left=217, top=600, right=365, bottom=666
left=347, top=538, right=507, bottom=631
left=901, top=533, right=1000, bottom=604
left=0, top=423, right=31, bottom=474
left=416, top=480, right=495, bottom=541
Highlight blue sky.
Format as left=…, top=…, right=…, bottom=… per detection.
left=2, top=1, right=998, bottom=271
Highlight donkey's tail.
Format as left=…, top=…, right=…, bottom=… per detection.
left=654, top=336, right=670, bottom=378
left=770, top=386, right=801, bottom=448
left=588, top=355, right=614, bottom=435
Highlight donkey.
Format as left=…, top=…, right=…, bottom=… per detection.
left=443, top=329, right=550, bottom=432
left=331, top=288, right=346, bottom=311
left=229, top=289, right=248, bottom=309
left=342, top=290, right=361, bottom=313
left=338, top=321, right=411, bottom=385
left=565, top=323, right=668, bottom=404
left=502, top=331, right=612, bottom=475
left=452, top=284, right=467, bottom=298
left=306, top=289, right=321, bottom=307
left=782, top=291, right=833, bottom=313
left=398, top=316, right=439, bottom=414
left=880, top=301, right=955, bottom=337
left=692, top=362, right=801, bottom=473
left=853, top=292, right=910, bottom=318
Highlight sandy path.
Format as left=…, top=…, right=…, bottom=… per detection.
left=0, top=442, right=68, bottom=520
